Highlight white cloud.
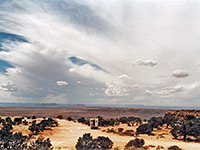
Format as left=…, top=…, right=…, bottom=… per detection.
left=68, top=68, right=76, bottom=73
left=104, top=81, right=146, bottom=97
left=172, top=70, right=189, bottom=78
left=135, top=59, right=157, bottom=66
left=56, top=81, right=68, bottom=86
left=105, top=82, right=129, bottom=96
left=146, top=85, right=184, bottom=96
left=118, top=74, right=131, bottom=79
left=1, top=81, right=18, bottom=92
left=145, top=82, right=200, bottom=96
left=77, top=81, right=82, bottom=84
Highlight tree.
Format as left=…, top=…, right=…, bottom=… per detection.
left=29, top=118, right=58, bottom=135
left=124, top=138, right=145, bottom=150
left=94, top=136, right=113, bottom=149
left=171, top=118, right=200, bottom=141
left=164, top=114, right=178, bottom=128
left=0, top=130, right=27, bottom=150
left=119, top=117, right=128, bottom=124
left=118, top=128, right=124, bottom=133
left=77, top=117, right=87, bottom=124
left=136, top=124, right=153, bottom=135
left=67, top=117, right=73, bottom=121
left=28, top=136, right=52, bottom=150
left=168, top=145, right=182, bottom=150
left=75, top=133, right=113, bottom=150
left=0, top=125, right=52, bottom=150
left=76, top=133, right=95, bottom=150
left=148, top=117, right=164, bottom=128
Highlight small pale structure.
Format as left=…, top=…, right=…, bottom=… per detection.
left=90, top=118, right=99, bottom=129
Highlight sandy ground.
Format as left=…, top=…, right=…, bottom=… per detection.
left=36, top=119, right=200, bottom=150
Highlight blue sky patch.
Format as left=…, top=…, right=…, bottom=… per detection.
left=68, top=56, right=108, bottom=73
left=0, top=31, right=25, bottom=73
left=0, top=59, right=14, bottom=74
left=0, top=31, right=28, bottom=51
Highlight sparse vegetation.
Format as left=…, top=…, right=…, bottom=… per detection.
left=1, top=108, right=200, bottom=150
left=29, top=118, right=58, bottom=135
left=0, top=117, right=53, bottom=150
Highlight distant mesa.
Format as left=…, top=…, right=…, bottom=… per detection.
left=0, top=102, right=86, bottom=107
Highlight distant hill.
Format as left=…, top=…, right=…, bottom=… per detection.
left=0, top=102, right=86, bottom=107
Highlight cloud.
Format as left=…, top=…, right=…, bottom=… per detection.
left=1, top=81, right=18, bottom=92
left=56, top=81, right=68, bottom=86
left=68, top=68, right=76, bottom=73
left=104, top=81, right=146, bottom=97
left=145, top=82, right=200, bottom=96
left=105, top=82, right=128, bottom=96
left=135, top=59, right=157, bottom=67
left=146, top=85, right=184, bottom=96
left=0, top=0, right=200, bottom=106
left=172, top=70, right=189, bottom=78
left=77, top=81, right=82, bottom=84
left=68, top=56, right=108, bottom=73
left=118, top=74, right=131, bottom=79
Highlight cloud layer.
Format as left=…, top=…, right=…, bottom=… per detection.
left=0, top=0, right=200, bottom=106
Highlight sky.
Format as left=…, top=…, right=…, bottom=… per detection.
left=0, top=0, right=200, bottom=106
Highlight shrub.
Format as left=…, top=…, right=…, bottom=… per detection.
left=2, top=120, right=13, bottom=131
left=5, top=117, right=12, bottom=125
left=148, top=117, right=164, bottom=128
left=67, top=117, right=73, bottom=121
left=29, top=136, right=52, bottom=150
left=168, top=145, right=182, bottom=150
left=75, top=133, right=95, bottom=149
left=163, top=114, right=178, bottom=128
left=171, top=118, right=200, bottom=141
left=29, top=118, right=58, bottom=135
left=124, top=138, right=145, bottom=149
left=106, top=128, right=116, bottom=134
left=136, top=124, right=153, bottom=135
left=122, top=130, right=134, bottom=136
left=94, top=136, right=113, bottom=149
left=0, top=129, right=27, bottom=149
left=0, top=124, right=52, bottom=150
left=77, top=117, right=87, bottom=124
left=119, top=117, right=128, bottom=123
left=14, top=118, right=22, bottom=125
left=97, top=116, right=117, bottom=127
left=75, top=133, right=113, bottom=150
left=32, top=116, right=36, bottom=119
left=118, top=128, right=124, bottom=132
